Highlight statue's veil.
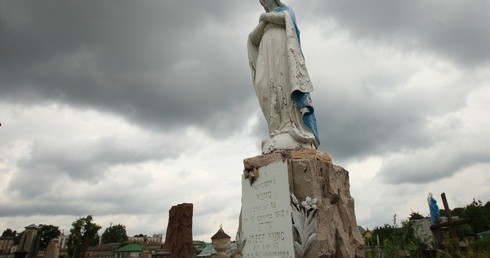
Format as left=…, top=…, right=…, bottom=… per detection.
left=263, top=0, right=286, bottom=12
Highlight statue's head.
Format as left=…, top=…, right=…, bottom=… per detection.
left=260, top=0, right=286, bottom=12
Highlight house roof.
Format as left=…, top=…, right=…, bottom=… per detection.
left=211, top=228, right=230, bottom=240
left=115, top=243, right=142, bottom=252
left=25, top=224, right=39, bottom=229
left=357, top=226, right=366, bottom=235
left=196, top=243, right=215, bottom=257
left=87, top=243, right=121, bottom=251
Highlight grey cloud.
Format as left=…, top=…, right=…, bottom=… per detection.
left=310, top=0, right=490, bottom=67
left=6, top=133, right=184, bottom=199
left=315, top=74, right=469, bottom=160
left=379, top=145, right=490, bottom=185
left=0, top=1, right=256, bottom=138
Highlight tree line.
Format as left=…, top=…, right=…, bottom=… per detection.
left=1, top=215, right=130, bottom=258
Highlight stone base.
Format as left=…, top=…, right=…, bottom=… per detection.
left=239, top=149, right=365, bottom=258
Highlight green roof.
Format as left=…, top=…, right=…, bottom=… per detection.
left=115, top=243, right=142, bottom=253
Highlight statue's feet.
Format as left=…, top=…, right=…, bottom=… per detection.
left=261, top=133, right=315, bottom=154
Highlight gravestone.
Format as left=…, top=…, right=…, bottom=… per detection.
left=238, top=149, right=364, bottom=258
left=241, top=161, right=295, bottom=257
left=44, top=238, right=59, bottom=258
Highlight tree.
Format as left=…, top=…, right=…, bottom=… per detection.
left=1, top=229, right=16, bottom=237
left=1, top=229, right=20, bottom=244
left=408, top=212, right=424, bottom=220
left=67, top=215, right=101, bottom=258
left=101, top=224, right=128, bottom=244
left=38, top=224, right=61, bottom=250
left=461, top=199, right=490, bottom=235
left=451, top=207, right=465, bottom=217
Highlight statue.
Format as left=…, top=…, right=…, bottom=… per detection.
left=248, top=0, right=320, bottom=154
left=428, top=193, right=440, bottom=224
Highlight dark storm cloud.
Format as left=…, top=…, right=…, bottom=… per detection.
left=0, top=1, right=256, bottom=136
left=311, top=0, right=490, bottom=67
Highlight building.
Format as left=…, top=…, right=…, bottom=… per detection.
left=85, top=243, right=120, bottom=258
left=114, top=243, right=142, bottom=258
left=0, top=237, right=14, bottom=255
left=477, top=230, right=490, bottom=240
left=127, top=235, right=162, bottom=245
left=197, top=227, right=237, bottom=258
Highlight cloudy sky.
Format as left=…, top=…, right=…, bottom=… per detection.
left=1, top=0, right=490, bottom=240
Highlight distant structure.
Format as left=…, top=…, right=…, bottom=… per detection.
left=128, top=234, right=163, bottom=245
left=0, top=236, right=14, bottom=255
left=211, top=227, right=231, bottom=258
left=196, top=227, right=238, bottom=258
left=44, top=238, right=60, bottom=258
left=114, top=243, right=142, bottom=258
left=58, top=230, right=68, bottom=250
left=15, top=224, right=40, bottom=258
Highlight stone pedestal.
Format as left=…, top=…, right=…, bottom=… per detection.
left=238, top=149, right=364, bottom=258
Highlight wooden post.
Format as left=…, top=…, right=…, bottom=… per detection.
left=441, top=193, right=459, bottom=251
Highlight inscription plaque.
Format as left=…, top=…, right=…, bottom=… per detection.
left=241, top=161, right=294, bottom=258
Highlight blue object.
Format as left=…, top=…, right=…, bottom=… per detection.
left=291, top=91, right=320, bottom=144
left=428, top=194, right=440, bottom=224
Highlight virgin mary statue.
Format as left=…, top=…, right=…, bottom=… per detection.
left=248, top=0, right=320, bottom=154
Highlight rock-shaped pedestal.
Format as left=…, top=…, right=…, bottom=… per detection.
left=239, top=149, right=364, bottom=258
left=164, top=203, right=193, bottom=258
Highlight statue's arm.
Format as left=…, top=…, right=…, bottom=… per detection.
left=259, top=12, right=286, bottom=26
left=249, top=21, right=266, bottom=46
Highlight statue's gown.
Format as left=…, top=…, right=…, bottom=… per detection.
left=248, top=8, right=319, bottom=153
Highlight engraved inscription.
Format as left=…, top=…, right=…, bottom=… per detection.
left=241, top=161, right=294, bottom=258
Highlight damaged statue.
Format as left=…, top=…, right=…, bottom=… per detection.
left=248, top=0, right=320, bottom=154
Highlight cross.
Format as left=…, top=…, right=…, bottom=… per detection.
left=430, top=192, right=471, bottom=251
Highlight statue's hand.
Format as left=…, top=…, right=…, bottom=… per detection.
left=259, top=13, right=268, bottom=23
left=300, top=107, right=309, bottom=116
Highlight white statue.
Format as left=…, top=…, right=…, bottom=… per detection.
left=248, top=0, right=320, bottom=154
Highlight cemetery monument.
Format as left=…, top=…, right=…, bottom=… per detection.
left=238, top=1, right=365, bottom=257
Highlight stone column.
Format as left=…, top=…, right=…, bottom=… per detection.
left=164, top=203, right=193, bottom=258
left=238, top=149, right=365, bottom=258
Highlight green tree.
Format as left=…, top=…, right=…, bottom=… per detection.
left=451, top=207, right=465, bottom=217
left=408, top=212, right=424, bottom=220
left=1, top=228, right=20, bottom=244
left=373, top=223, right=396, bottom=244
left=38, top=224, right=61, bottom=250
left=1, top=228, right=16, bottom=237
left=101, top=224, right=128, bottom=244
left=67, top=215, right=101, bottom=258
left=461, top=199, right=490, bottom=235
